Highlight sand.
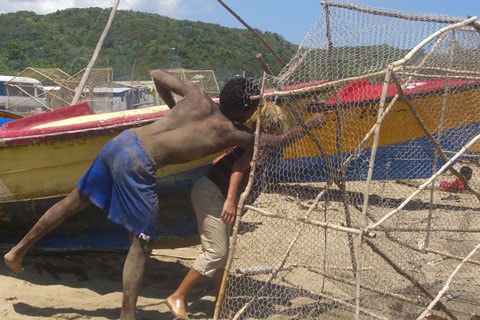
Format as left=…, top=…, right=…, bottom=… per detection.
left=1, top=172, right=479, bottom=320
left=0, top=246, right=216, bottom=320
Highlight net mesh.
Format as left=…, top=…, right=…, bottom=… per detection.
left=16, top=67, right=115, bottom=111
left=164, top=68, right=220, bottom=97
left=217, top=2, right=480, bottom=319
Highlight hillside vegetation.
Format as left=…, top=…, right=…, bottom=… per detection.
left=0, top=8, right=298, bottom=85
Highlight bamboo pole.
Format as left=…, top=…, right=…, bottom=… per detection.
left=255, top=53, right=274, bottom=76
left=392, top=16, right=477, bottom=69
left=365, top=240, right=459, bottom=320
left=324, top=1, right=359, bottom=286
left=322, top=1, right=471, bottom=24
left=425, top=32, right=456, bottom=249
left=216, top=0, right=287, bottom=67
left=426, top=248, right=480, bottom=266
left=71, top=0, right=119, bottom=105
left=244, top=206, right=376, bottom=238
left=402, top=33, right=449, bottom=250
left=281, top=277, right=389, bottom=320
left=416, top=243, right=480, bottom=320
left=354, top=66, right=393, bottom=319
left=471, top=20, right=480, bottom=35
left=232, top=175, right=330, bottom=319
left=308, top=266, right=428, bottom=306
left=213, top=73, right=267, bottom=320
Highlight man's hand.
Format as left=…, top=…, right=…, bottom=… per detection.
left=305, top=112, right=326, bottom=129
left=220, top=198, right=237, bottom=224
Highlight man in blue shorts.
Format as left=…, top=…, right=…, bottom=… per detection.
left=3, top=69, right=264, bottom=320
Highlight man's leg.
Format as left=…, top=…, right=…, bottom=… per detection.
left=167, top=267, right=203, bottom=319
left=120, top=233, right=151, bottom=320
left=4, top=187, right=91, bottom=273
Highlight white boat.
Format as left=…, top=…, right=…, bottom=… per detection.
left=0, top=75, right=49, bottom=114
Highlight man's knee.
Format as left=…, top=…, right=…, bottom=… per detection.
left=131, top=233, right=153, bottom=255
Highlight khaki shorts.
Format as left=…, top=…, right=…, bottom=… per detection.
left=191, top=176, right=230, bottom=278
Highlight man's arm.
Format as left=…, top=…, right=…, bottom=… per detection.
left=230, top=112, right=325, bottom=162
left=260, top=112, right=326, bottom=150
left=150, top=69, right=196, bottom=109
left=220, top=149, right=253, bottom=224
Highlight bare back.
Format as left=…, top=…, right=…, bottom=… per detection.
left=133, top=82, right=254, bottom=168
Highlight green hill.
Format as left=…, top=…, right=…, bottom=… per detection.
left=0, top=8, right=298, bottom=85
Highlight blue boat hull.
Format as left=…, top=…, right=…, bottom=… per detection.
left=0, top=164, right=211, bottom=251
left=270, top=122, right=480, bottom=183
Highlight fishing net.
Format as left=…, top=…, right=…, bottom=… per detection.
left=165, top=68, right=220, bottom=97
left=15, top=67, right=115, bottom=111
left=218, top=2, right=480, bottom=319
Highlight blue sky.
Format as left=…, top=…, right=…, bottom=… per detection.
left=0, top=0, right=479, bottom=44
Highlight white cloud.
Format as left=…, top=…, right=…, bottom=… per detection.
left=1, top=0, right=90, bottom=14
left=0, top=0, right=195, bottom=19
left=122, top=0, right=188, bottom=18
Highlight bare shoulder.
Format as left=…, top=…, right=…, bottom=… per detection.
left=170, top=91, right=218, bottom=119
left=151, top=69, right=201, bottom=97
left=213, top=121, right=255, bottom=150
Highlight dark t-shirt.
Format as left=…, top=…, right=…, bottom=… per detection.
left=206, top=147, right=248, bottom=198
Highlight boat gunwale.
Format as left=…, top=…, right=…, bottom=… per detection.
left=0, top=118, right=160, bottom=146
left=0, top=105, right=169, bottom=146
left=308, top=79, right=480, bottom=111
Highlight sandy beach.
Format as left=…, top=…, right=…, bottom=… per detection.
left=0, top=246, right=216, bottom=320
left=1, top=172, right=479, bottom=320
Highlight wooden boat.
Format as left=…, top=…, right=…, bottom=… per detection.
left=0, top=102, right=217, bottom=251
left=270, top=78, right=480, bottom=183
left=1, top=77, right=479, bottom=251
left=0, top=109, right=24, bottom=125
left=0, top=2, right=208, bottom=252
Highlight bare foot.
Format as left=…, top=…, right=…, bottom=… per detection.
left=4, top=250, right=24, bottom=273
left=166, top=295, right=188, bottom=319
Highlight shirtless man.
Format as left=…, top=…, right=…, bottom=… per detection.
left=166, top=107, right=326, bottom=319
left=3, top=69, right=261, bottom=320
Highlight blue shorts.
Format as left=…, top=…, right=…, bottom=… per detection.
left=77, top=129, right=159, bottom=238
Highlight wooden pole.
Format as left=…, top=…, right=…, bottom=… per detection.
left=216, top=0, right=287, bottom=67
left=365, top=240, right=458, bottom=320
left=255, top=53, right=273, bottom=76
left=213, top=73, right=268, bottom=320
left=71, top=0, right=120, bottom=105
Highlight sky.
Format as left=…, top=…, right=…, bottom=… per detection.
left=0, top=0, right=479, bottom=45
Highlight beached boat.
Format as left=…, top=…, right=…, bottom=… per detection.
left=0, top=102, right=217, bottom=251
left=0, top=75, right=49, bottom=115
left=0, top=1, right=207, bottom=252
left=0, top=109, right=24, bottom=126
left=269, top=77, right=480, bottom=183
left=1, top=76, right=479, bottom=251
